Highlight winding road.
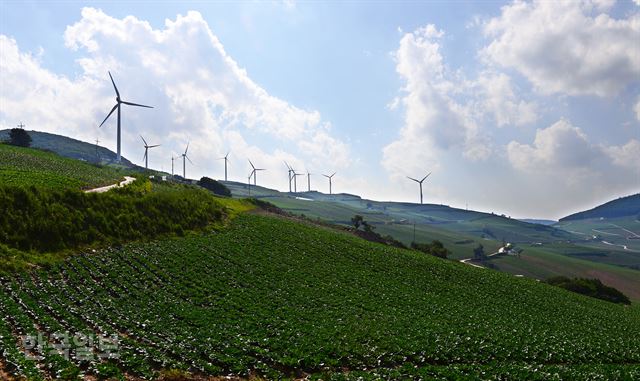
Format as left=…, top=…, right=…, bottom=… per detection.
left=84, top=176, right=137, bottom=193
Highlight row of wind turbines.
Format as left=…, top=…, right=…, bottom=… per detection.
left=98, top=71, right=432, bottom=203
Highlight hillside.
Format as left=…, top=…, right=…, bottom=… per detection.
left=1, top=213, right=639, bottom=380
left=0, top=143, right=126, bottom=190
left=0, top=129, right=135, bottom=167
left=560, top=193, right=640, bottom=221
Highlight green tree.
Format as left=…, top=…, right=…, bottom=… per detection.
left=8, top=128, right=32, bottom=147
left=473, top=244, right=485, bottom=261
left=351, top=215, right=364, bottom=230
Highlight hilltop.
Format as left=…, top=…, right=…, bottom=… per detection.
left=0, top=129, right=135, bottom=167
left=560, top=193, right=640, bottom=221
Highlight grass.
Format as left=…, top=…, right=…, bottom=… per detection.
left=0, top=143, right=125, bottom=190
left=1, top=213, right=638, bottom=380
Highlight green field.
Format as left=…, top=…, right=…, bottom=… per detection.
left=0, top=143, right=126, bottom=190
left=1, top=213, right=639, bottom=380
left=223, top=182, right=640, bottom=297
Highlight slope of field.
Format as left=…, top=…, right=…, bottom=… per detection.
left=0, top=143, right=125, bottom=190
left=1, top=213, right=639, bottom=380
left=222, top=181, right=575, bottom=257
left=560, top=193, right=640, bottom=221
left=555, top=215, right=640, bottom=254
left=0, top=129, right=134, bottom=167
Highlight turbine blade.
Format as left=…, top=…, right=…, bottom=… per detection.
left=140, top=135, right=148, bottom=145
left=99, top=104, right=118, bottom=127
left=248, top=159, right=255, bottom=169
left=331, top=172, right=336, bottom=177
left=148, top=144, right=161, bottom=148
left=108, top=71, right=120, bottom=98
left=184, top=142, right=189, bottom=155
left=121, top=101, right=153, bottom=108
left=407, top=176, right=419, bottom=182
left=225, top=151, right=230, bottom=159
left=186, top=155, right=194, bottom=164
left=421, top=172, right=432, bottom=182
left=143, top=151, right=147, bottom=161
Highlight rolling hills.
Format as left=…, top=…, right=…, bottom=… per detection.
left=0, top=129, right=135, bottom=167
left=1, top=213, right=639, bottom=380
left=1, top=134, right=639, bottom=379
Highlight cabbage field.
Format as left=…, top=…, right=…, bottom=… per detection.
left=0, top=144, right=124, bottom=190
left=1, top=213, right=638, bottom=380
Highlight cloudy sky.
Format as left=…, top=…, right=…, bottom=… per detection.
left=1, top=0, right=638, bottom=219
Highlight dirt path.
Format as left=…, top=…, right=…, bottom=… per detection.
left=84, top=176, right=136, bottom=193
left=459, top=252, right=500, bottom=269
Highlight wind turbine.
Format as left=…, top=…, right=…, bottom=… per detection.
left=248, top=159, right=265, bottom=186
left=323, top=172, right=336, bottom=195
left=140, top=135, right=160, bottom=169
left=181, top=143, right=193, bottom=179
left=219, top=152, right=230, bottom=181
left=407, top=172, right=431, bottom=205
left=306, top=171, right=312, bottom=192
left=292, top=170, right=303, bottom=193
left=99, top=71, right=153, bottom=162
left=171, top=156, right=176, bottom=178
left=284, top=162, right=294, bottom=193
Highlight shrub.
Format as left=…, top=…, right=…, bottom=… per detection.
left=545, top=276, right=631, bottom=305
left=198, top=176, right=231, bottom=197
left=411, top=240, right=450, bottom=259
left=7, top=128, right=32, bottom=147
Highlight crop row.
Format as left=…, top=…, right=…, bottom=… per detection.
left=1, top=213, right=639, bottom=379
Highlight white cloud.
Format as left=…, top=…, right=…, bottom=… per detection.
left=507, top=119, right=639, bottom=190
left=604, top=139, right=640, bottom=168
left=473, top=71, right=537, bottom=127
left=634, top=96, right=640, bottom=121
left=482, top=0, right=640, bottom=97
left=507, top=119, right=603, bottom=172
left=1, top=8, right=349, bottom=187
left=383, top=24, right=534, bottom=180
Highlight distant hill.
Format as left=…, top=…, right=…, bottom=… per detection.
left=519, top=219, right=557, bottom=225
left=0, top=129, right=135, bottom=167
left=560, top=194, right=640, bottom=221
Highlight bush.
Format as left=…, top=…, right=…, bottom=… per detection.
left=0, top=182, right=228, bottom=271
left=7, top=128, right=32, bottom=147
left=198, top=176, right=231, bottom=197
left=411, top=240, right=450, bottom=259
left=546, top=276, right=631, bottom=305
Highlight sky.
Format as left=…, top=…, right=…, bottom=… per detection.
left=0, top=0, right=638, bottom=220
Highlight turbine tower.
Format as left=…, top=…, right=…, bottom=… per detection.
left=219, top=152, right=230, bottom=181
left=171, top=156, right=176, bottom=178
left=181, top=143, right=193, bottom=179
left=292, top=170, right=303, bottom=193
left=140, top=135, right=160, bottom=169
left=407, top=172, right=431, bottom=204
left=248, top=159, right=265, bottom=186
left=306, top=172, right=312, bottom=192
left=323, top=172, right=336, bottom=195
left=99, top=71, right=153, bottom=162
left=284, top=162, right=294, bottom=193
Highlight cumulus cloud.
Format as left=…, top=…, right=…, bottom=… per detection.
left=482, top=0, right=640, bottom=97
left=382, top=24, right=535, bottom=179
left=0, top=8, right=349, bottom=186
left=507, top=119, right=639, bottom=190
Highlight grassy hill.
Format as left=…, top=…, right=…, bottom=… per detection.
left=222, top=182, right=640, bottom=301
left=0, top=143, right=126, bottom=190
left=0, top=129, right=135, bottom=167
left=560, top=193, right=640, bottom=221
left=1, top=212, right=639, bottom=380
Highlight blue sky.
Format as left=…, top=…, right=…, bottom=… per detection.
left=1, top=0, right=639, bottom=219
